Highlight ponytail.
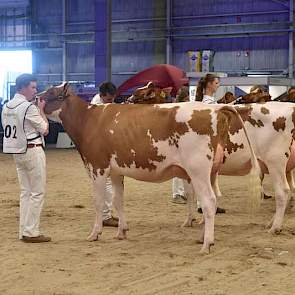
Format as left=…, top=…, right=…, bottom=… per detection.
left=196, top=78, right=205, bottom=101
left=195, top=74, right=219, bottom=101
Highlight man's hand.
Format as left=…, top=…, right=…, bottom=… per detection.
left=37, top=98, right=46, bottom=111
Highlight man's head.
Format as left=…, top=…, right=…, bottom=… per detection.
left=16, top=73, right=37, bottom=101
left=99, top=82, right=117, bottom=103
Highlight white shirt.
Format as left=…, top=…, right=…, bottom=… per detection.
left=2, top=93, right=48, bottom=153
left=91, top=93, right=103, bottom=105
left=202, top=94, right=217, bottom=104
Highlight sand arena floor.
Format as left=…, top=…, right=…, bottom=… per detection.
left=1, top=149, right=295, bottom=295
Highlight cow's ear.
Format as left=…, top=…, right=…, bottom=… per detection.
left=63, top=82, right=69, bottom=92
left=61, top=82, right=71, bottom=99
left=146, top=81, right=155, bottom=88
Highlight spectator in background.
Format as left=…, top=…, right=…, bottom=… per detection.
left=171, top=85, right=190, bottom=204
left=172, top=74, right=225, bottom=214
left=90, top=82, right=119, bottom=227
left=91, top=82, right=117, bottom=105
left=196, top=73, right=220, bottom=103
left=197, top=73, right=225, bottom=213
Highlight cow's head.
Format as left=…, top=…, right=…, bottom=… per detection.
left=36, top=82, right=70, bottom=122
left=127, top=82, right=172, bottom=104
left=175, top=86, right=189, bottom=102
left=218, top=92, right=236, bottom=104
left=240, top=92, right=271, bottom=103
left=287, top=89, right=295, bottom=102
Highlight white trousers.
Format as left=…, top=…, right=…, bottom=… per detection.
left=172, top=177, right=201, bottom=207
left=13, top=147, right=46, bottom=239
left=172, top=177, right=185, bottom=197
left=103, top=177, right=113, bottom=220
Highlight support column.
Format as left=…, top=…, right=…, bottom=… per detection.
left=166, top=0, right=172, bottom=64
left=62, top=0, right=66, bottom=81
left=288, top=0, right=294, bottom=79
left=95, top=0, right=111, bottom=84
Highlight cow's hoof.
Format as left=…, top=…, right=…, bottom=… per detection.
left=199, top=248, right=210, bottom=255
left=199, top=243, right=214, bottom=255
left=198, top=217, right=205, bottom=225
left=114, top=234, right=126, bottom=240
left=268, top=227, right=282, bottom=235
left=200, top=246, right=210, bottom=255
left=87, top=232, right=101, bottom=242
left=115, top=229, right=128, bottom=240
left=87, top=234, right=98, bottom=242
left=182, top=218, right=195, bottom=227
left=263, top=193, right=272, bottom=199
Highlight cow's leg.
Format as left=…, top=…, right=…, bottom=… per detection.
left=268, top=166, right=290, bottom=234
left=286, top=170, right=295, bottom=194
left=260, top=173, right=272, bottom=199
left=182, top=180, right=196, bottom=227
left=87, top=175, right=107, bottom=241
left=185, top=171, right=215, bottom=254
left=196, top=179, right=216, bottom=254
left=212, top=173, right=222, bottom=198
left=111, top=174, right=129, bottom=240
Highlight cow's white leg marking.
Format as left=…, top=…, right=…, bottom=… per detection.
left=194, top=177, right=216, bottom=254
left=87, top=174, right=108, bottom=241
left=184, top=158, right=216, bottom=254
left=267, top=163, right=290, bottom=234
left=111, top=174, right=129, bottom=240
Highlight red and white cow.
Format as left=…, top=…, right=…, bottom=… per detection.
left=212, top=102, right=295, bottom=234
left=126, top=82, right=172, bottom=104
left=276, top=89, right=295, bottom=102
left=217, top=92, right=271, bottom=104
left=37, top=83, right=260, bottom=254
left=127, top=87, right=295, bottom=236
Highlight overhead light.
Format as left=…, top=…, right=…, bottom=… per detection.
left=246, top=71, right=272, bottom=76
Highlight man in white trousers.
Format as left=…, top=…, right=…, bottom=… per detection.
left=2, top=73, right=51, bottom=242
left=171, top=178, right=187, bottom=204
left=90, top=81, right=118, bottom=227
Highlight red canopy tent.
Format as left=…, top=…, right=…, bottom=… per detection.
left=117, top=64, right=189, bottom=97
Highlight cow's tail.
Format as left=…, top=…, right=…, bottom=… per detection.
left=220, top=106, right=262, bottom=213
